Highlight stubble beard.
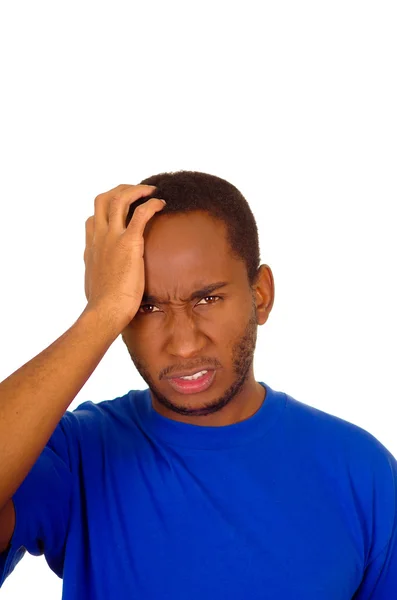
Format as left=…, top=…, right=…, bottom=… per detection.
left=124, top=306, right=259, bottom=417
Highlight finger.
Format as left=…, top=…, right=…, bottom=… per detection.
left=107, top=185, right=160, bottom=233
left=85, top=215, right=94, bottom=242
left=94, top=184, right=157, bottom=235
left=84, top=216, right=94, bottom=263
left=123, top=198, right=166, bottom=242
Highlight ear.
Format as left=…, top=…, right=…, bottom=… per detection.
left=253, top=265, right=275, bottom=325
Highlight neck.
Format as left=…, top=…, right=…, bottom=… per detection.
left=151, top=370, right=265, bottom=427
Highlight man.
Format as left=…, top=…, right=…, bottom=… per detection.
left=0, top=171, right=396, bottom=599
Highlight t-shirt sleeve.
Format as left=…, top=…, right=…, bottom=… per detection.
left=0, top=416, right=73, bottom=586
left=353, top=450, right=397, bottom=599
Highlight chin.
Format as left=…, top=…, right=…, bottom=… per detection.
left=153, top=376, right=245, bottom=418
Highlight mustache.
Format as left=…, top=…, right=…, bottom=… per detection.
left=160, top=358, right=222, bottom=379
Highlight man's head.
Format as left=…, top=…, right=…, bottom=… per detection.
left=121, top=171, right=274, bottom=423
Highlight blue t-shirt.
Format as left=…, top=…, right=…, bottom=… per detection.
left=1, top=382, right=397, bottom=599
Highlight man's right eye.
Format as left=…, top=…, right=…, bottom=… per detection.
left=138, top=304, right=160, bottom=314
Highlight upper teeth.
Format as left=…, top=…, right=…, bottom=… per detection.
left=180, top=370, right=208, bottom=380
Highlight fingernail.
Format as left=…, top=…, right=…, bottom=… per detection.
left=160, top=199, right=167, bottom=205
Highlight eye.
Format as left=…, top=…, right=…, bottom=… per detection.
left=138, top=304, right=160, bottom=314
left=196, top=296, right=221, bottom=306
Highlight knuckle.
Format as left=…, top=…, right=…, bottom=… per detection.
left=85, top=217, right=94, bottom=233
left=108, top=196, right=121, bottom=217
left=109, top=193, right=123, bottom=206
left=133, top=203, right=148, bottom=218
left=94, top=194, right=104, bottom=209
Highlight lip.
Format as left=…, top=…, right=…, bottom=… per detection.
left=167, top=369, right=216, bottom=395
left=165, top=368, right=215, bottom=379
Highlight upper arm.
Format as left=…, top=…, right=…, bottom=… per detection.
left=353, top=539, right=397, bottom=599
left=353, top=450, right=397, bottom=598
left=0, top=499, right=15, bottom=554
left=0, top=419, right=74, bottom=586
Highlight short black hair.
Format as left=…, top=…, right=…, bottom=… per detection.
left=125, top=170, right=261, bottom=285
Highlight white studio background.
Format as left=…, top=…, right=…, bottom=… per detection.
left=0, top=1, right=396, bottom=598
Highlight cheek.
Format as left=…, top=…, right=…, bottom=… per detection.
left=122, top=328, right=157, bottom=361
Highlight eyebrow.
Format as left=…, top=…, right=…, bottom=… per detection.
left=141, top=281, right=229, bottom=305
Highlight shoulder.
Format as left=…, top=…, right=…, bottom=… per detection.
left=279, top=390, right=397, bottom=568
left=52, top=388, right=148, bottom=446
left=282, top=391, right=397, bottom=484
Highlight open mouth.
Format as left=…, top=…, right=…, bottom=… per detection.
left=167, top=370, right=216, bottom=394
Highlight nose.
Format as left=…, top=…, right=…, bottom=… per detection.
left=164, top=312, right=208, bottom=359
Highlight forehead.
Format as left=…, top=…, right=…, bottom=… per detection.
left=143, top=211, right=248, bottom=295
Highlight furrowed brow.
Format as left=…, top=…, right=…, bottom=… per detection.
left=187, top=282, right=229, bottom=302
left=141, top=281, right=229, bottom=305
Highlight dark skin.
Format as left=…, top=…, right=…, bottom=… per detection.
left=121, top=211, right=274, bottom=427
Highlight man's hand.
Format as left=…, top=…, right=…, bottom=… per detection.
left=83, top=184, right=165, bottom=331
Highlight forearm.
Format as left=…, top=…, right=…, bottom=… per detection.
left=0, top=305, right=121, bottom=509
